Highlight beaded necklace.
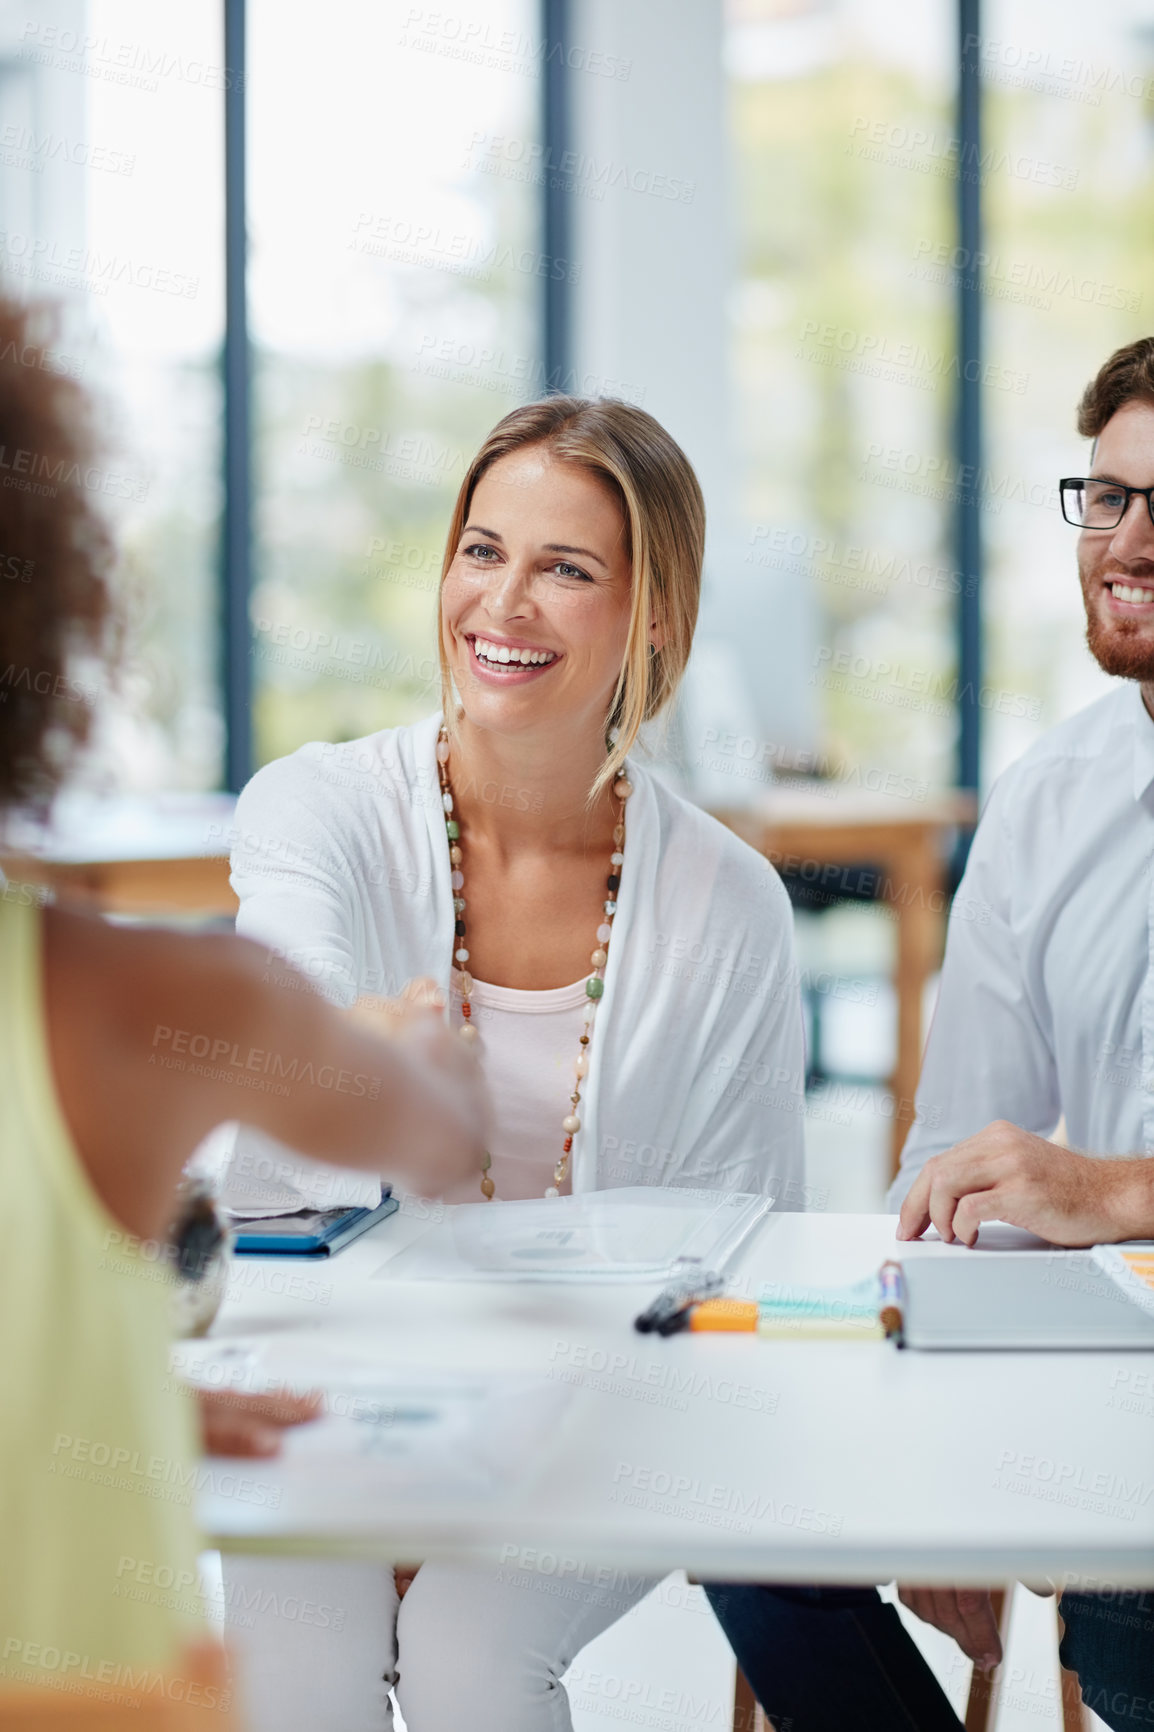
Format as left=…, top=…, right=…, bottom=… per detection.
left=436, top=723, right=631, bottom=1199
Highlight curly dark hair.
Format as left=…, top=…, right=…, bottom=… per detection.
left=0, top=294, right=114, bottom=808
left=1077, top=336, right=1154, bottom=439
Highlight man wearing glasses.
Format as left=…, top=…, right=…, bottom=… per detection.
left=890, top=336, right=1154, bottom=1730
left=709, top=342, right=1154, bottom=1732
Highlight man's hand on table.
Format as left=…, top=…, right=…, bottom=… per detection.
left=897, top=1586, right=1003, bottom=1674
left=896, top=1122, right=1154, bottom=1248
left=196, top=1386, right=322, bottom=1458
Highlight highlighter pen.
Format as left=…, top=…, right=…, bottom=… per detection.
left=683, top=1298, right=885, bottom=1340
left=879, top=1260, right=904, bottom=1341
left=687, top=1298, right=760, bottom=1332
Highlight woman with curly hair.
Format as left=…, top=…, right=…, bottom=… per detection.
left=0, top=293, right=486, bottom=1706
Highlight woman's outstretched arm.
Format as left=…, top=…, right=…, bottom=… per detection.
left=43, top=905, right=487, bottom=1240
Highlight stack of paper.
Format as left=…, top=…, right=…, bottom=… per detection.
left=755, top=1276, right=885, bottom=1339
left=1093, top=1246, right=1154, bottom=1317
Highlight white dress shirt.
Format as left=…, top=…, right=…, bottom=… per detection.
left=890, top=682, right=1154, bottom=1207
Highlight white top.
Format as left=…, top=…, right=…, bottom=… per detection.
left=446, top=969, right=588, bottom=1203
left=226, top=711, right=806, bottom=1203
left=890, top=682, right=1154, bottom=1207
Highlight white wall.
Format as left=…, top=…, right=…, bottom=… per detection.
left=569, top=0, right=732, bottom=522
left=568, top=0, right=819, bottom=788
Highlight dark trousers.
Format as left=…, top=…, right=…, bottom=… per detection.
left=1060, top=1589, right=1154, bottom=1731
left=706, top=1582, right=963, bottom=1732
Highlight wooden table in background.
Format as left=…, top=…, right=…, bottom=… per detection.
left=712, top=787, right=976, bottom=1176
left=0, top=792, right=239, bottom=918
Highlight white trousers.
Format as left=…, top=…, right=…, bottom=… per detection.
left=222, top=1555, right=659, bottom=1732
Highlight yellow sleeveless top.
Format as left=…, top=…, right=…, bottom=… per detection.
left=0, top=895, right=205, bottom=1693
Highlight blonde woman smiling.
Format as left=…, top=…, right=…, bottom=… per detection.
left=222, top=397, right=806, bottom=1732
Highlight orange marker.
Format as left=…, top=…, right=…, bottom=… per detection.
left=687, top=1298, right=760, bottom=1332
left=682, top=1295, right=886, bottom=1340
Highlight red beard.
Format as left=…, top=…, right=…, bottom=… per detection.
left=1085, top=607, right=1154, bottom=680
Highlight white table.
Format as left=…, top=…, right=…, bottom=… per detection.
left=199, top=1210, right=1154, bottom=1589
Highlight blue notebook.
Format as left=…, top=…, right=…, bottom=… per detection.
left=231, top=1193, right=399, bottom=1256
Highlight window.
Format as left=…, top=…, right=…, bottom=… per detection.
left=0, top=0, right=544, bottom=790
left=0, top=0, right=226, bottom=791
left=247, top=0, right=543, bottom=767
left=981, top=0, right=1154, bottom=782
left=8, top=0, right=1150, bottom=802
left=725, top=0, right=958, bottom=796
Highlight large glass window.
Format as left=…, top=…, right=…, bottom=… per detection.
left=982, top=0, right=1154, bottom=784
left=725, top=0, right=957, bottom=797
left=10, top=0, right=1150, bottom=809
left=0, top=0, right=226, bottom=791
left=247, top=0, right=543, bottom=767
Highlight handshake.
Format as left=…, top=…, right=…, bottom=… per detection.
left=340, top=975, right=490, bottom=1199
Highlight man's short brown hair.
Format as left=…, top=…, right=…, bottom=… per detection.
left=1077, top=336, right=1154, bottom=439
left=0, top=295, right=114, bottom=810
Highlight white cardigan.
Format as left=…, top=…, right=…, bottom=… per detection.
left=228, top=713, right=806, bottom=1203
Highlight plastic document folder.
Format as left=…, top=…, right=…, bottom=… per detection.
left=378, top=1186, right=774, bottom=1282
left=901, top=1243, right=1154, bottom=1349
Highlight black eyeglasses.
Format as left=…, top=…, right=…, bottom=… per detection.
left=1060, top=477, right=1154, bottom=530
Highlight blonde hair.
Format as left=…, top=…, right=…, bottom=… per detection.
left=437, top=396, right=705, bottom=798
